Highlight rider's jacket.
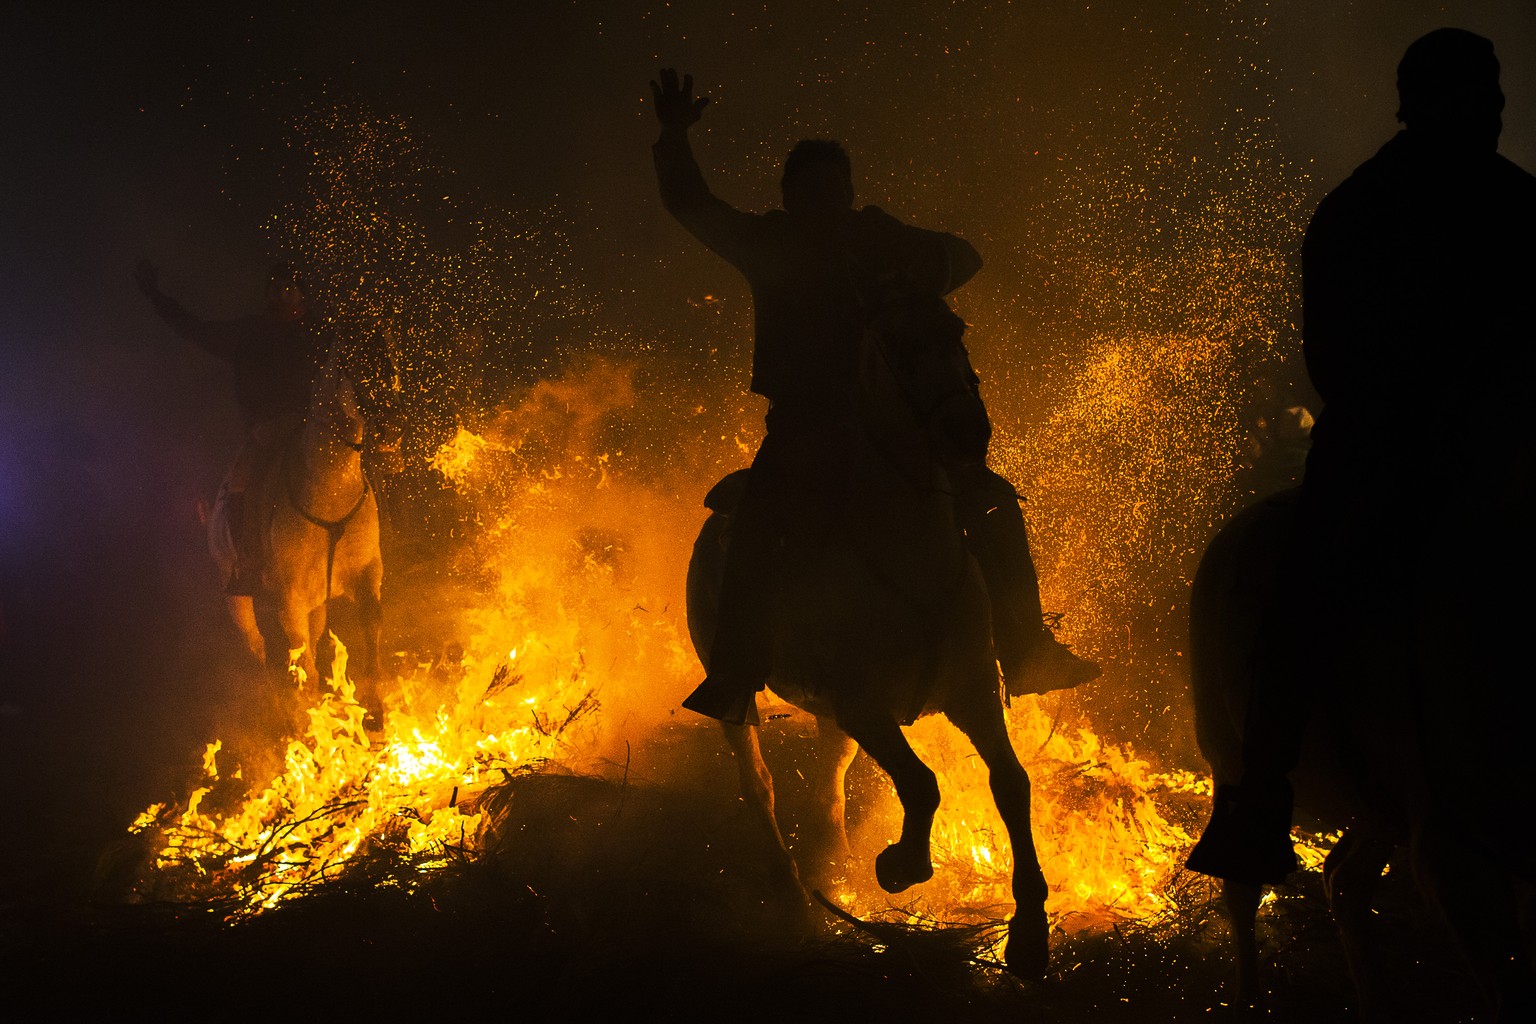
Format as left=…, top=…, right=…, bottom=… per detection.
left=147, top=294, right=325, bottom=429
left=654, top=130, right=982, bottom=416
left=1302, top=130, right=1536, bottom=467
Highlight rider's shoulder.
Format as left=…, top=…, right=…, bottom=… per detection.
left=853, top=205, right=916, bottom=239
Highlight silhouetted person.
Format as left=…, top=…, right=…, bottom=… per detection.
left=135, top=259, right=325, bottom=595
left=650, top=68, right=1098, bottom=725
left=1187, top=28, right=1536, bottom=884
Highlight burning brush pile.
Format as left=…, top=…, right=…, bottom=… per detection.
left=112, top=352, right=1321, bottom=952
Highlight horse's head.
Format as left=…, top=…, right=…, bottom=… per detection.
left=307, top=342, right=367, bottom=454
left=861, top=286, right=991, bottom=470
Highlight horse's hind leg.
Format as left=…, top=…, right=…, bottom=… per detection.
left=720, top=718, right=809, bottom=916
left=834, top=705, right=937, bottom=895
left=1322, top=831, right=1394, bottom=1020
left=944, top=692, right=1051, bottom=979
left=801, top=717, right=858, bottom=896
left=225, top=595, right=266, bottom=663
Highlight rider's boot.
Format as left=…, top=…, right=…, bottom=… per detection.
left=954, top=466, right=1099, bottom=696
left=683, top=674, right=764, bottom=727
left=1185, top=776, right=1299, bottom=886
left=999, top=628, right=1101, bottom=697
left=685, top=601, right=770, bottom=726
left=1185, top=598, right=1308, bottom=886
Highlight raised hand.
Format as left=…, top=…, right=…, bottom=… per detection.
left=650, top=67, right=710, bottom=130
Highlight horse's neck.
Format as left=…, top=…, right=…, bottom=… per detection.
left=852, top=385, right=967, bottom=582
left=293, top=417, right=365, bottom=519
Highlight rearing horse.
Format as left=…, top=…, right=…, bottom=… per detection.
left=685, top=288, right=1051, bottom=978
left=208, top=350, right=385, bottom=721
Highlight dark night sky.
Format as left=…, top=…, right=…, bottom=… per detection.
left=0, top=0, right=1533, bottom=909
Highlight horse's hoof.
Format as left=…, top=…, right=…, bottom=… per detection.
left=874, top=843, right=933, bottom=894
left=1003, top=904, right=1051, bottom=980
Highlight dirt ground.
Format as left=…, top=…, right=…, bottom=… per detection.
left=0, top=704, right=1490, bottom=1022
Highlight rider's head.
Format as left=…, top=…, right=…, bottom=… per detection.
left=1396, top=28, right=1504, bottom=153
left=781, top=139, right=855, bottom=219
left=266, top=261, right=309, bottom=321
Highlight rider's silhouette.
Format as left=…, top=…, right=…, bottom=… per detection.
left=135, top=260, right=325, bottom=595
left=650, top=69, right=1098, bottom=725
left=1187, top=28, right=1536, bottom=885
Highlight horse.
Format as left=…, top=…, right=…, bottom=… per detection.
left=1190, top=476, right=1536, bottom=1020
left=684, top=288, right=1052, bottom=979
left=207, top=352, right=385, bottom=723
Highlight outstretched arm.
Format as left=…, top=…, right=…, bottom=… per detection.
left=650, top=68, right=760, bottom=267
left=134, top=260, right=242, bottom=360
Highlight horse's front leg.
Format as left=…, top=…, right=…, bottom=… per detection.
left=944, top=691, right=1051, bottom=979
left=835, top=705, right=937, bottom=894
left=1322, top=830, right=1395, bottom=1021
left=274, top=598, right=319, bottom=734
left=308, top=605, right=332, bottom=681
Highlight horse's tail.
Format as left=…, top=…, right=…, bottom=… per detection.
left=684, top=470, right=748, bottom=671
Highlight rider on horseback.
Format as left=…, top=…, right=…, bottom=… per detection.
left=1187, top=28, right=1536, bottom=886
left=650, top=68, right=1098, bottom=726
left=135, top=259, right=326, bottom=596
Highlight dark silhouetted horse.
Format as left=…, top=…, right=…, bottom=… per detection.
left=685, top=289, right=1051, bottom=978
left=1191, top=467, right=1535, bottom=1020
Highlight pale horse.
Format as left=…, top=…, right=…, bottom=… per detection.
left=207, top=350, right=385, bottom=722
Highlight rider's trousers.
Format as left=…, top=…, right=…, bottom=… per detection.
left=950, top=463, right=1049, bottom=666
left=705, top=405, right=855, bottom=689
